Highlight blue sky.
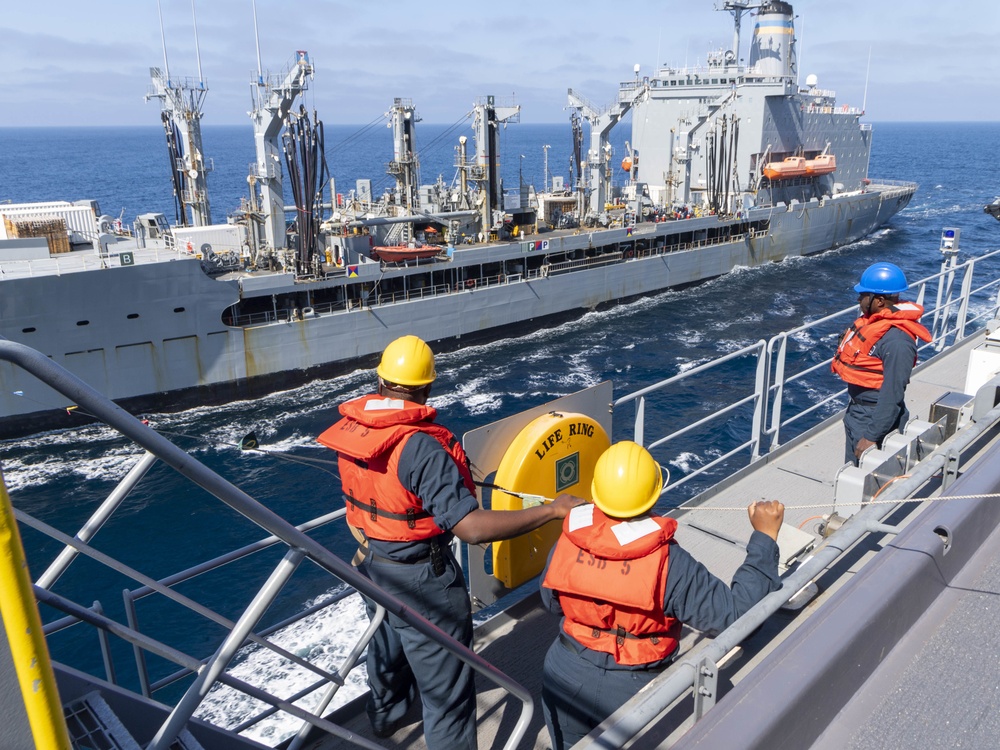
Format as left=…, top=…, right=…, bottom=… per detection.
left=2, top=0, right=997, bottom=127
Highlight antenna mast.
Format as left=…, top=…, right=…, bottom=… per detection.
left=862, top=47, right=872, bottom=114
left=252, top=0, right=264, bottom=83
left=157, top=0, right=170, bottom=81
left=191, top=0, right=204, bottom=85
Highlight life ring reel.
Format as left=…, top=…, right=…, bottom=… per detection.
left=489, top=411, right=610, bottom=589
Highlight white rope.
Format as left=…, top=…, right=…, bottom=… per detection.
left=673, top=492, right=1000, bottom=512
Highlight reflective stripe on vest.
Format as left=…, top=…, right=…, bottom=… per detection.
left=543, top=505, right=680, bottom=666
left=317, top=394, right=476, bottom=542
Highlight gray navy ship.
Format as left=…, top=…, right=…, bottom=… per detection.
left=0, top=1, right=916, bottom=438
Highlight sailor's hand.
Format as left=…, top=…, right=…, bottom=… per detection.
left=550, top=493, right=586, bottom=518
left=854, top=437, right=877, bottom=459
left=748, top=500, right=784, bottom=541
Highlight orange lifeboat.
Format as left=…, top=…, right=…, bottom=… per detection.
left=622, top=156, right=633, bottom=172
left=371, top=244, right=443, bottom=262
left=804, top=154, right=837, bottom=176
left=762, top=156, right=807, bottom=180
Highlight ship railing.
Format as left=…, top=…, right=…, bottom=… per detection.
left=597, top=245, right=1000, bottom=747
left=227, top=228, right=765, bottom=328
left=0, top=242, right=191, bottom=278
left=616, top=245, right=1000, bottom=497
left=544, top=252, right=624, bottom=276
left=230, top=273, right=527, bottom=327
left=867, top=178, right=918, bottom=196
left=249, top=160, right=281, bottom=180
left=537, top=229, right=767, bottom=279
left=583, top=399, right=1000, bottom=750
left=0, top=341, right=536, bottom=750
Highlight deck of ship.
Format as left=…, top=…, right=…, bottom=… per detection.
left=320, top=327, right=1000, bottom=749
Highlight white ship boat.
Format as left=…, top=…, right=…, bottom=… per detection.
left=0, top=1, right=915, bottom=439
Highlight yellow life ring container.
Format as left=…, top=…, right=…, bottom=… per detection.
left=490, top=411, right=610, bottom=588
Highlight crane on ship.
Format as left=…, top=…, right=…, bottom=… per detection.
left=248, top=51, right=314, bottom=255
left=146, top=0, right=212, bottom=228
left=567, top=72, right=650, bottom=226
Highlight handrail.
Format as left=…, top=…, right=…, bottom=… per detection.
left=227, top=223, right=771, bottom=328
left=0, top=338, right=535, bottom=750
left=614, top=247, right=1000, bottom=496
left=32, top=585, right=388, bottom=750
left=583, top=397, right=1000, bottom=749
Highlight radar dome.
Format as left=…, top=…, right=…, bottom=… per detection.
left=806, top=74, right=818, bottom=87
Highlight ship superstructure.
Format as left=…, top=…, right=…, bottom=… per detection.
left=578, top=1, right=872, bottom=222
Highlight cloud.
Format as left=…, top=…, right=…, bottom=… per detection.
left=2, top=0, right=998, bottom=126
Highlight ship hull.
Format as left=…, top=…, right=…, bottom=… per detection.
left=0, top=183, right=914, bottom=438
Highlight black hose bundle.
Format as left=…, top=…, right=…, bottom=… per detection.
left=161, top=112, right=187, bottom=226
left=282, top=105, right=330, bottom=273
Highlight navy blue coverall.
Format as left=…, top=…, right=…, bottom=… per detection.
left=842, top=326, right=918, bottom=464
left=359, top=431, right=479, bottom=750
left=540, top=529, right=781, bottom=749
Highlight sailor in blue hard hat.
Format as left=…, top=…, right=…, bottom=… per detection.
left=831, top=262, right=932, bottom=465
left=853, top=261, right=909, bottom=296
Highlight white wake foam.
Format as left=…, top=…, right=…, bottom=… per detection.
left=195, top=588, right=371, bottom=746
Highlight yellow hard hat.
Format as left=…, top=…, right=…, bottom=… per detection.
left=590, top=441, right=663, bottom=518
left=377, top=335, right=437, bottom=386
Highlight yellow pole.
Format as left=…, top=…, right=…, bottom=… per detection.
left=0, top=469, right=71, bottom=749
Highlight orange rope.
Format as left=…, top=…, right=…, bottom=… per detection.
left=797, top=515, right=825, bottom=530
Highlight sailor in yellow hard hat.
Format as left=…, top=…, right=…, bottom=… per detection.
left=539, top=441, right=784, bottom=749
left=318, top=334, right=581, bottom=747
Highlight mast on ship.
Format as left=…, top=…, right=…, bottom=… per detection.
left=146, top=0, right=212, bottom=227
left=567, top=76, right=649, bottom=225
left=387, top=99, right=421, bottom=223
left=469, top=97, right=520, bottom=238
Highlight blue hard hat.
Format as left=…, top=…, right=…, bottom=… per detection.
left=854, top=262, right=908, bottom=294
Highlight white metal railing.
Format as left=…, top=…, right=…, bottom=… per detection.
left=584, top=398, right=1000, bottom=749
left=0, top=341, right=536, bottom=750
left=615, top=246, right=1000, bottom=498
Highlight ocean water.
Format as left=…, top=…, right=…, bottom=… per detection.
left=2, top=120, right=999, bottom=743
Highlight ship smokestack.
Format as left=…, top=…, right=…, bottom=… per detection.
left=748, top=1, right=796, bottom=79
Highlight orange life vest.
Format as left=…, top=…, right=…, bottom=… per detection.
left=831, top=302, right=932, bottom=389
left=543, top=505, right=681, bottom=666
left=317, top=394, right=476, bottom=542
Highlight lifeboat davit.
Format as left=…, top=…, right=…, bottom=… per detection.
left=762, top=156, right=807, bottom=180
left=804, top=154, right=837, bottom=176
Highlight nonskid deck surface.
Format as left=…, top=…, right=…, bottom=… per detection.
left=810, top=523, right=1000, bottom=750
left=319, top=333, right=989, bottom=749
